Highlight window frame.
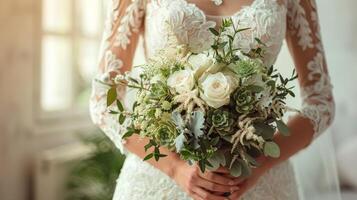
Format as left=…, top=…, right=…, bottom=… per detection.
left=32, top=0, right=105, bottom=135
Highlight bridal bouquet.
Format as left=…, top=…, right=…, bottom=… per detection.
left=103, top=19, right=297, bottom=177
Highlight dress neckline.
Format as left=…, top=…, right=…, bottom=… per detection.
left=184, top=0, right=259, bottom=18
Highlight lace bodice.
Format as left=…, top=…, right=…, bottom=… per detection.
left=89, top=0, right=335, bottom=199
left=144, top=0, right=287, bottom=67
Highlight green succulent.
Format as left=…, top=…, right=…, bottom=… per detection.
left=232, top=88, right=256, bottom=114
left=229, top=59, right=264, bottom=78
left=149, top=81, right=169, bottom=99
left=207, top=109, right=235, bottom=136
left=152, top=120, right=178, bottom=147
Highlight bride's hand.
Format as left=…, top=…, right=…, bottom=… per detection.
left=173, top=162, right=241, bottom=200
left=227, top=158, right=271, bottom=200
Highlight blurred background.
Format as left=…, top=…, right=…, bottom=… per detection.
left=0, top=0, right=356, bottom=200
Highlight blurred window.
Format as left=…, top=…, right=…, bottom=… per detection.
left=40, top=0, right=104, bottom=112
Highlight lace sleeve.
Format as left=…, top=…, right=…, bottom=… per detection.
left=89, top=0, right=146, bottom=154
left=285, top=0, right=335, bottom=140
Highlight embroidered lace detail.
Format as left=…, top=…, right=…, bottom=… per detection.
left=300, top=53, right=335, bottom=137
left=89, top=50, right=129, bottom=155
left=227, top=0, right=287, bottom=66
left=287, top=0, right=313, bottom=50
left=114, top=0, right=146, bottom=49
left=145, top=0, right=216, bottom=56
left=90, top=0, right=147, bottom=155
left=287, top=0, right=335, bottom=138
left=103, top=0, right=120, bottom=41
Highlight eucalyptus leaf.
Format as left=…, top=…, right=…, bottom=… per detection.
left=246, top=85, right=264, bottom=93
left=128, top=77, right=139, bottom=84
left=208, top=151, right=226, bottom=170
left=122, top=130, right=135, bottom=139
left=118, top=114, right=125, bottom=125
left=209, top=28, right=219, bottom=36
left=264, top=142, right=280, bottom=158
left=144, top=143, right=153, bottom=152
left=244, top=151, right=259, bottom=167
left=218, top=42, right=228, bottom=48
left=132, top=101, right=138, bottom=111
left=255, top=38, right=267, bottom=46
left=238, top=159, right=252, bottom=177
left=229, top=161, right=242, bottom=177
left=198, top=160, right=206, bottom=173
left=116, top=100, right=124, bottom=112
left=276, top=120, right=290, bottom=136
left=109, top=110, right=119, bottom=114
left=154, top=147, right=160, bottom=161
left=254, top=122, right=275, bottom=140
left=143, top=153, right=153, bottom=161
left=107, top=87, right=117, bottom=106
left=222, top=135, right=233, bottom=143
left=211, top=136, right=220, bottom=145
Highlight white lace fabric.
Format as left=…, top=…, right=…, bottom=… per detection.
left=89, top=0, right=335, bottom=199
left=286, top=0, right=335, bottom=139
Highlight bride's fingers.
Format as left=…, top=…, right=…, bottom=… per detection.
left=191, top=187, right=228, bottom=200
left=200, top=171, right=241, bottom=186
left=196, top=176, right=240, bottom=193
left=190, top=192, right=204, bottom=200
left=228, top=180, right=249, bottom=199
left=214, top=166, right=231, bottom=174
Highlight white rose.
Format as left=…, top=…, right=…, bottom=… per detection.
left=167, top=69, right=195, bottom=94
left=188, top=53, right=225, bottom=78
left=200, top=72, right=236, bottom=108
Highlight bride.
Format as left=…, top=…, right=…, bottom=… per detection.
left=90, top=0, right=335, bottom=199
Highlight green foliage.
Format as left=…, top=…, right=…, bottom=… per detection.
left=276, top=120, right=290, bottom=136
left=254, top=122, right=275, bottom=140
left=207, top=150, right=226, bottom=170
left=264, top=141, right=281, bottom=158
left=107, top=87, right=117, bottom=106
left=229, top=161, right=242, bottom=177
left=65, top=133, right=125, bottom=200
left=99, top=17, right=297, bottom=176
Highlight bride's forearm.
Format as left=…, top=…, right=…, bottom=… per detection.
left=262, top=115, right=315, bottom=170
left=123, top=134, right=185, bottom=178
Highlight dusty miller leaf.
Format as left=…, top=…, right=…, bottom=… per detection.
left=172, top=111, right=185, bottom=132
left=190, top=111, right=205, bottom=138
left=174, top=133, right=186, bottom=153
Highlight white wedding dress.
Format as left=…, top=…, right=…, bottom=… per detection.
left=89, top=0, right=336, bottom=199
